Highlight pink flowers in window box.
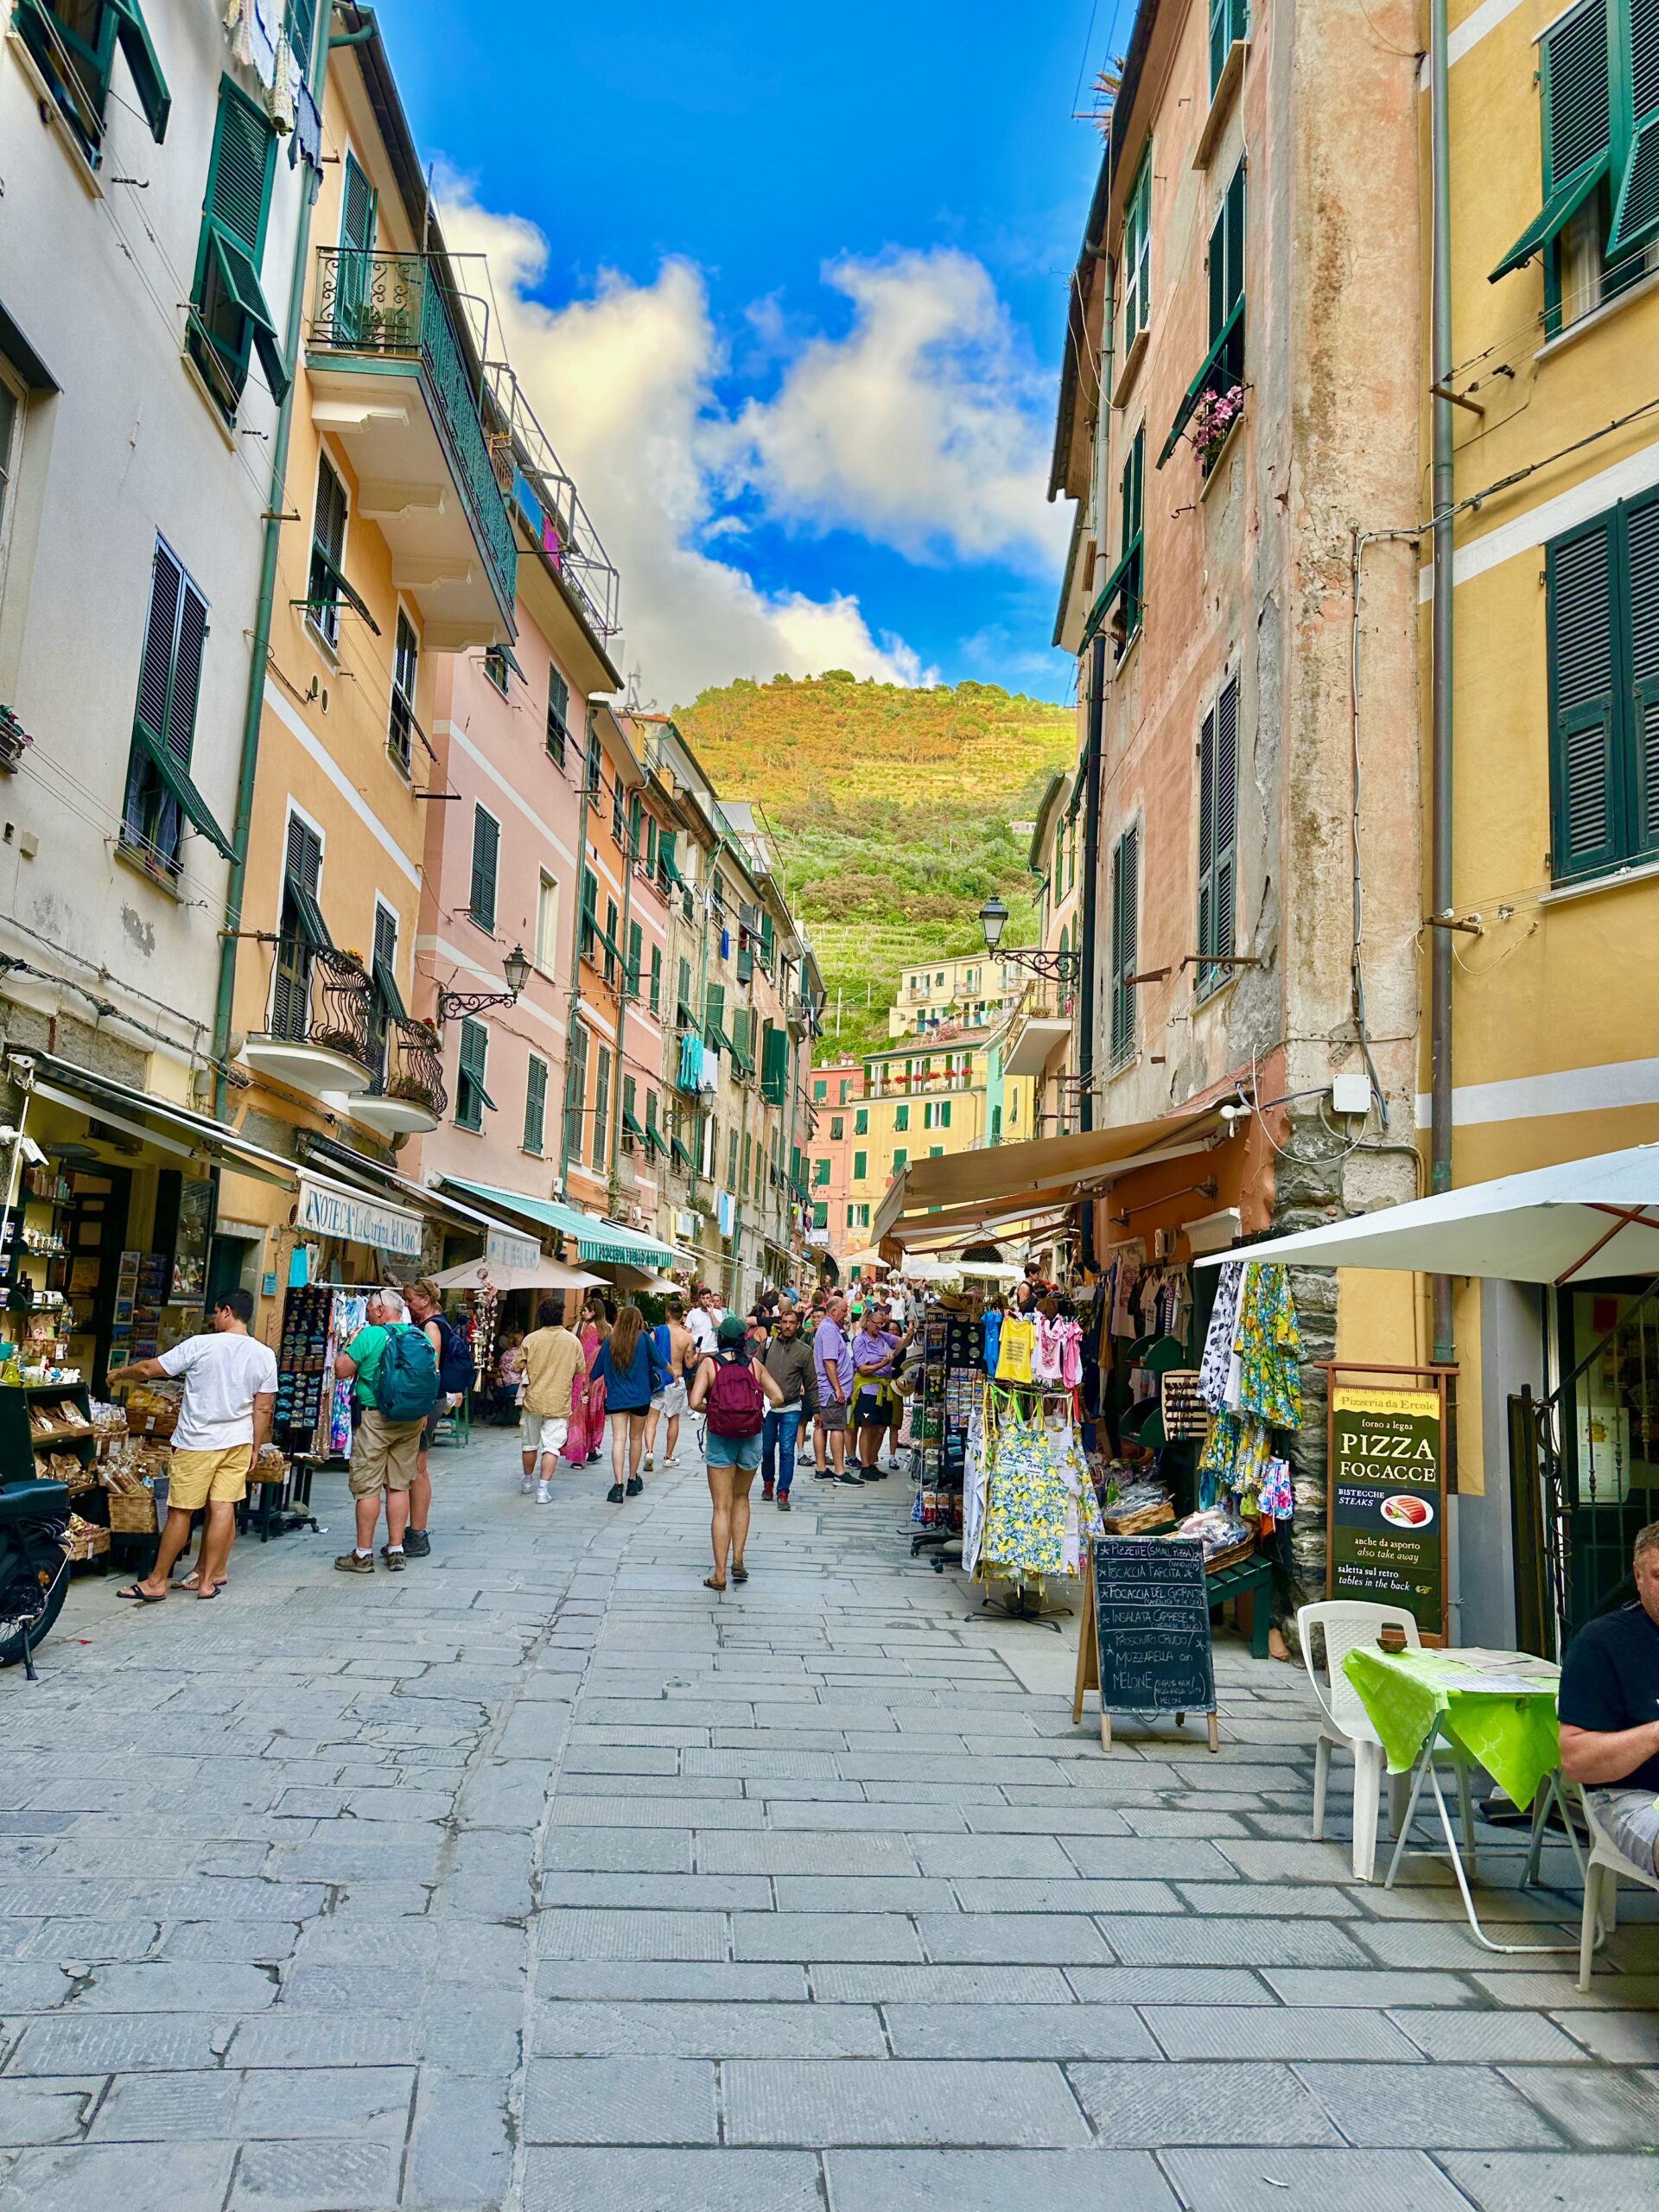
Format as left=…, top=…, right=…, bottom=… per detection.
left=1188, top=383, right=1246, bottom=469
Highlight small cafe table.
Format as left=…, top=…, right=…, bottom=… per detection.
left=1341, top=1644, right=1586, bottom=1955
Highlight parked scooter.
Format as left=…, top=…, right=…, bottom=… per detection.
left=0, top=1479, right=70, bottom=1679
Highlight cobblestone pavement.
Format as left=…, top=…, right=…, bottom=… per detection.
left=2, top=1427, right=1657, bottom=2210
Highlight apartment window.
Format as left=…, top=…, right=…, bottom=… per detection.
left=121, top=538, right=232, bottom=876
left=677, top=957, right=694, bottom=1022
left=16, top=0, right=170, bottom=163
left=853, top=1149, right=868, bottom=1179
left=894, top=1103, right=909, bottom=1131
left=846, top=1205, right=856, bottom=1229
left=649, top=944, right=663, bottom=1015
left=270, top=812, right=325, bottom=1039
left=855, top=1107, right=868, bottom=1135
left=367, top=899, right=401, bottom=1078
left=483, top=645, right=511, bottom=696
left=1122, top=148, right=1153, bottom=346
left=580, top=868, right=599, bottom=960
left=626, top=920, right=643, bottom=999
left=536, top=872, right=559, bottom=975
left=727, top=1126, right=740, bottom=1187
left=741, top=1131, right=752, bottom=1192
left=1161, top=160, right=1245, bottom=467
left=387, top=609, right=418, bottom=775
left=627, top=792, right=644, bottom=860
left=814, top=1158, right=830, bottom=1186
left=830, top=1116, right=844, bottom=1141
left=612, top=776, right=626, bottom=846
left=563, top=1021, right=588, bottom=1163
left=599, top=898, right=617, bottom=985
left=1492, top=0, right=1659, bottom=332
left=813, top=1202, right=829, bottom=1230
left=1547, top=491, right=1659, bottom=880
left=468, top=804, right=499, bottom=931
left=1109, top=825, right=1141, bottom=1067
left=623, top=1075, right=639, bottom=1152
left=524, top=1052, right=548, bottom=1155
left=892, top=1147, right=907, bottom=1175
left=856, top=1205, right=871, bottom=1228
left=188, top=79, right=283, bottom=422
left=592, top=1043, right=612, bottom=1170
left=1210, top=0, right=1249, bottom=91
left=1197, top=675, right=1239, bottom=995
left=924, top=1100, right=952, bottom=1130
left=307, top=454, right=349, bottom=651
left=839, top=1078, right=851, bottom=1103
left=813, top=1078, right=828, bottom=1100
left=546, top=664, right=570, bottom=765
left=455, top=1017, right=493, bottom=1131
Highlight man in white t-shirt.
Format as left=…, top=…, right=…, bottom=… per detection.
left=108, top=1287, right=278, bottom=1603
left=686, top=1285, right=723, bottom=1363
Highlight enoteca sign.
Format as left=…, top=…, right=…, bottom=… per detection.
left=296, top=1175, right=423, bottom=1260
left=486, top=1228, right=540, bottom=1270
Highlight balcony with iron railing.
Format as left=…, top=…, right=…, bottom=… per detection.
left=353, top=1018, right=448, bottom=1137
left=245, top=944, right=376, bottom=1096
left=487, top=363, right=621, bottom=644
left=1001, top=975, right=1076, bottom=1079
left=307, top=249, right=517, bottom=644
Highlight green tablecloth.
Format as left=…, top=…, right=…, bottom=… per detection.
left=1341, top=1648, right=1561, bottom=1809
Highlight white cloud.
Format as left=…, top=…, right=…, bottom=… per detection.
left=728, top=250, right=1066, bottom=569
left=439, top=192, right=1053, bottom=702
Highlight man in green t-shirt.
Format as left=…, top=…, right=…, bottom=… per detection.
left=332, top=1287, right=426, bottom=1573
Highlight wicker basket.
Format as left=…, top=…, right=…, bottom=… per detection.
left=1205, top=1535, right=1258, bottom=1574
left=107, top=1489, right=158, bottom=1535
left=1103, top=1501, right=1176, bottom=1535
left=62, top=1516, right=111, bottom=1561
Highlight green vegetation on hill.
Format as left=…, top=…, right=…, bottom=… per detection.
left=674, top=674, right=1077, bottom=1058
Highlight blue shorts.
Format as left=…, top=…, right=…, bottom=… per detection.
left=706, top=1431, right=763, bottom=1472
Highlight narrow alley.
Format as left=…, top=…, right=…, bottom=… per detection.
left=0, top=1433, right=1654, bottom=2210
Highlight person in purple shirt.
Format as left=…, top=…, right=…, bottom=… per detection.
left=813, top=1292, right=856, bottom=1487
left=851, top=1304, right=908, bottom=1483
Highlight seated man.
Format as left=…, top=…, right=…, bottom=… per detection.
left=1558, top=1521, right=1659, bottom=1874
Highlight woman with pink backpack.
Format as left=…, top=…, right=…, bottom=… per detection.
left=689, top=1313, right=785, bottom=1592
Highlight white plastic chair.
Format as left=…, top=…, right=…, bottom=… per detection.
left=1578, top=1788, right=1659, bottom=1989
left=1296, top=1600, right=1474, bottom=1881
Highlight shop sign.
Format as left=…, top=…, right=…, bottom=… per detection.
left=486, top=1228, right=540, bottom=1270
left=806, top=1228, right=830, bottom=1248
left=1326, top=1375, right=1448, bottom=1641
left=296, top=1175, right=423, bottom=1259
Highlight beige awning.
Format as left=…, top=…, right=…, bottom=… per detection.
left=872, top=1104, right=1227, bottom=1247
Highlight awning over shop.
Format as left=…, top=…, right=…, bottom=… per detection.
left=872, top=1103, right=1227, bottom=1249
left=1195, top=1142, right=1659, bottom=1286
left=14, top=1050, right=298, bottom=1189
left=296, top=1172, right=423, bottom=1259
left=441, top=1177, right=693, bottom=1269
left=300, top=1138, right=543, bottom=1262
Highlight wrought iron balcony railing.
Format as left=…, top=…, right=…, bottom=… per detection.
left=264, top=943, right=375, bottom=1070
left=368, top=1017, right=448, bottom=1121
left=309, top=248, right=517, bottom=617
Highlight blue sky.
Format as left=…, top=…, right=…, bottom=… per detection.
left=389, top=0, right=1117, bottom=706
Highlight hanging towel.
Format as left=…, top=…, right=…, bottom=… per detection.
left=267, top=28, right=296, bottom=130
left=290, top=77, right=322, bottom=181
left=995, top=1315, right=1034, bottom=1385
left=248, top=0, right=278, bottom=86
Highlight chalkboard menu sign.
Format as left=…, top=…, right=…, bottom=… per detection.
left=1072, top=1535, right=1219, bottom=1751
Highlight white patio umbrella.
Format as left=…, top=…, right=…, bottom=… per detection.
left=429, top=1255, right=605, bottom=1296
left=1195, top=1141, right=1659, bottom=1285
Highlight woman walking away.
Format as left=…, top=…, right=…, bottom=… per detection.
left=690, top=1314, right=783, bottom=1590
left=591, top=1304, right=667, bottom=1503
left=563, top=1294, right=611, bottom=1467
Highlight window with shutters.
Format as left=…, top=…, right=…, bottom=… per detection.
left=468, top=804, right=500, bottom=931
left=387, top=609, right=418, bottom=776
left=270, top=811, right=324, bottom=1041
left=813, top=1078, right=827, bottom=1101
left=1109, top=824, right=1141, bottom=1069
left=603, top=898, right=620, bottom=986
left=1160, top=160, right=1245, bottom=467
left=454, top=1017, right=493, bottom=1131
left=678, top=957, right=694, bottom=1024
left=1197, top=675, right=1240, bottom=998
left=563, top=1021, right=588, bottom=1164
left=1210, top=0, right=1249, bottom=93
left=1122, top=149, right=1153, bottom=350
left=627, top=792, right=643, bottom=859
left=626, top=921, right=643, bottom=999
left=307, top=454, right=348, bottom=652
left=705, top=982, right=726, bottom=1050
left=814, top=1158, right=830, bottom=1185
left=592, top=1043, right=612, bottom=1170
left=333, top=149, right=378, bottom=345
left=623, top=1075, right=639, bottom=1152
left=892, top=1147, right=907, bottom=1175
left=853, top=1149, right=868, bottom=1179
left=612, top=775, right=626, bottom=846
left=536, top=872, right=559, bottom=976
left=582, top=871, right=600, bottom=961
left=830, top=1116, right=844, bottom=1140
left=121, top=537, right=232, bottom=877
left=727, top=1125, right=740, bottom=1187
left=545, top=665, right=570, bottom=765
left=1108, top=427, right=1145, bottom=654
left=855, top=1107, right=868, bottom=1135
left=649, top=944, right=663, bottom=1015
left=16, top=0, right=170, bottom=166
left=1492, top=0, right=1659, bottom=330
left=188, top=79, right=284, bottom=423
left=813, top=1202, right=829, bottom=1230
left=1547, top=490, right=1659, bottom=880
left=524, top=1052, right=548, bottom=1154
left=366, top=899, right=400, bottom=1077
left=894, top=1103, right=909, bottom=1131
left=483, top=645, right=511, bottom=696
left=741, top=1131, right=752, bottom=1191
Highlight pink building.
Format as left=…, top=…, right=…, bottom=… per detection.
left=416, top=471, right=622, bottom=1219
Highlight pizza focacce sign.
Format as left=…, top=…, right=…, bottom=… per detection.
left=1328, top=1384, right=1445, bottom=1637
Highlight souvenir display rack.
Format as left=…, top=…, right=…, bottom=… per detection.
left=907, top=1301, right=976, bottom=1569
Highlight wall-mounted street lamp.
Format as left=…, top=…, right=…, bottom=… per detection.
left=978, top=896, right=1080, bottom=982
left=437, top=944, right=532, bottom=1021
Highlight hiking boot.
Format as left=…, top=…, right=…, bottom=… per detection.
left=626, top=1475, right=643, bottom=1497
left=334, top=1552, right=373, bottom=1574
left=385, top=1548, right=406, bottom=1573
left=404, top=1529, right=431, bottom=1558
left=607, top=1483, right=626, bottom=1504
left=761, top=1482, right=775, bottom=1501
left=777, top=1491, right=791, bottom=1512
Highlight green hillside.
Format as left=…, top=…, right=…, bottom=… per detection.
left=674, top=673, right=1077, bottom=1058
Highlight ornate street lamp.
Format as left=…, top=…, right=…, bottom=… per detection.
left=437, top=944, right=531, bottom=1021
left=978, top=896, right=1080, bottom=982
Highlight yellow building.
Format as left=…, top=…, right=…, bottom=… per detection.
left=1416, top=0, right=1659, bottom=1643
left=886, top=956, right=1020, bottom=1039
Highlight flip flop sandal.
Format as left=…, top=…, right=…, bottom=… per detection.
left=703, top=1575, right=726, bottom=1592
left=195, top=1586, right=221, bottom=1599
left=730, top=1563, right=749, bottom=1583
left=177, top=1571, right=228, bottom=1591
left=116, top=1585, right=167, bottom=1604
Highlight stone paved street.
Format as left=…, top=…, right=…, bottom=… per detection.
left=2, top=1427, right=1657, bottom=2209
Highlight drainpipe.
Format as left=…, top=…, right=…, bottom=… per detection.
left=1429, top=0, right=1456, bottom=1363
left=212, top=29, right=329, bottom=1119
left=558, top=735, right=594, bottom=1192
left=1077, top=238, right=1113, bottom=1266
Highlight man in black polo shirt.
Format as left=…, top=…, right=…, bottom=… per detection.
left=1559, top=1522, right=1659, bottom=1873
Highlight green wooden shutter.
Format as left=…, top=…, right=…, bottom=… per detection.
left=1543, top=0, right=1614, bottom=190
left=1212, top=676, right=1238, bottom=969
left=1196, top=700, right=1217, bottom=983
left=335, top=150, right=378, bottom=342
left=136, top=543, right=183, bottom=754
left=894, top=1103, right=908, bottom=1131
left=524, top=1055, right=547, bottom=1153
left=1548, top=515, right=1622, bottom=879
left=627, top=920, right=643, bottom=996
left=106, top=0, right=170, bottom=141
left=469, top=806, right=499, bottom=929
left=192, top=80, right=282, bottom=410
left=1110, top=827, right=1139, bottom=1064
left=457, top=1018, right=491, bottom=1128
left=1626, top=491, right=1659, bottom=854
left=650, top=944, right=663, bottom=1014
left=705, top=982, right=725, bottom=1042
left=581, top=869, right=599, bottom=956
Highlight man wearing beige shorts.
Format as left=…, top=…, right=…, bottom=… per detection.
left=333, top=1288, right=429, bottom=1573
left=109, top=1287, right=276, bottom=1603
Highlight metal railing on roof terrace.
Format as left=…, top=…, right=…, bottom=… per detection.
left=488, top=365, right=621, bottom=641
